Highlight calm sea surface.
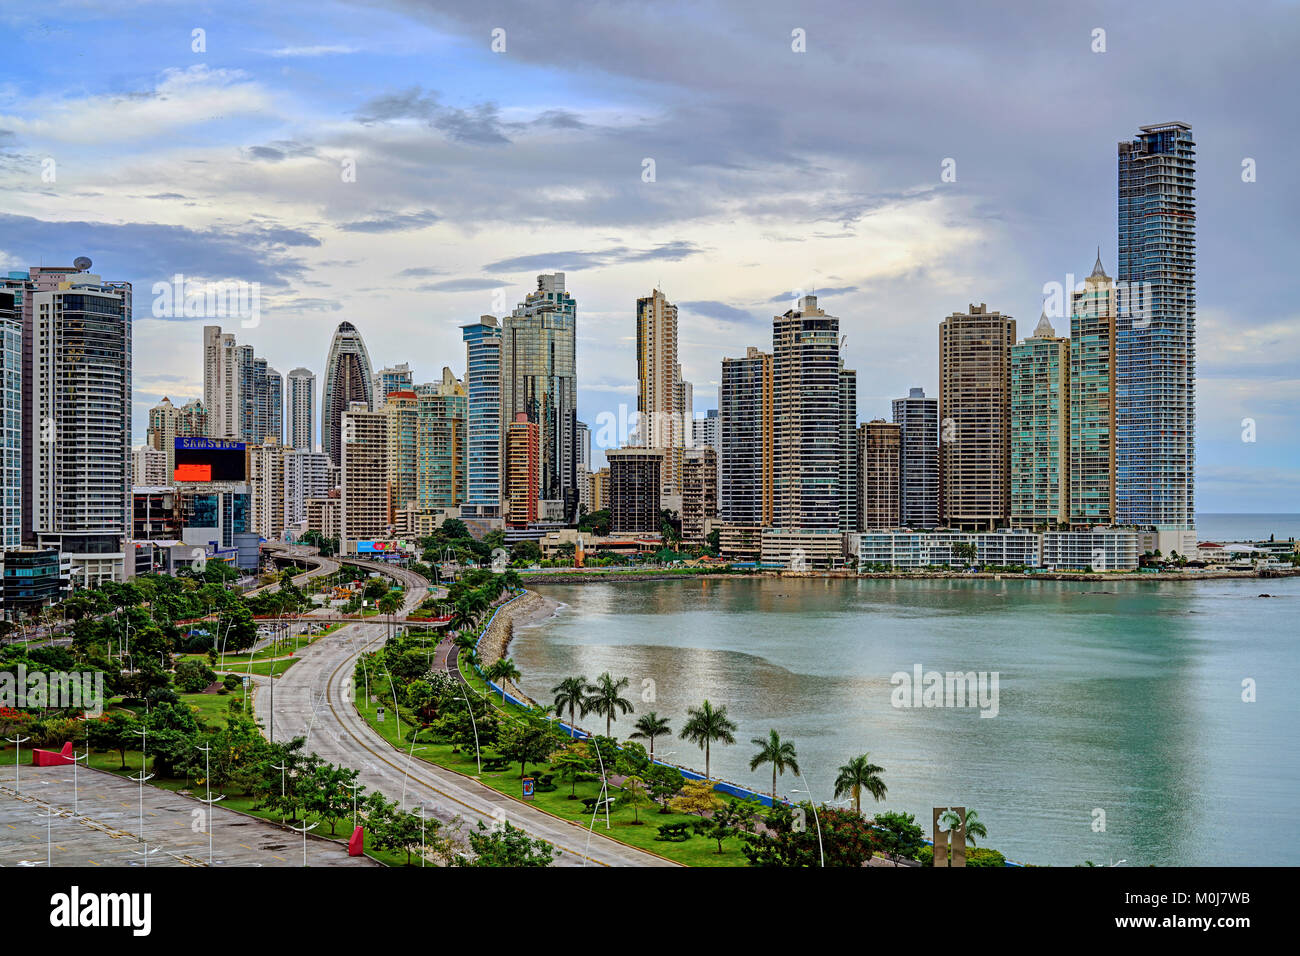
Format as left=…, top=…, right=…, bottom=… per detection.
left=511, top=573, right=1300, bottom=866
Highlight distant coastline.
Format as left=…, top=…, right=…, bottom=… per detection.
left=519, top=567, right=1299, bottom=585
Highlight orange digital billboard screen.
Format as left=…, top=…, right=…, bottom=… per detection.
left=173, top=462, right=213, bottom=482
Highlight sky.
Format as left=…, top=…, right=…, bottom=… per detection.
left=1, top=0, right=1296, bottom=512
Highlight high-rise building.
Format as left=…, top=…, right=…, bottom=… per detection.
left=891, top=387, right=939, bottom=529
left=374, top=363, right=413, bottom=404
left=284, top=448, right=333, bottom=530
left=287, top=367, right=316, bottom=451
left=250, top=438, right=287, bottom=541
left=589, top=467, right=610, bottom=514
left=693, top=409, right=721, bottom=454
left=773, top=296, right=845, bottom=531
left=607, top=447, right=663, bottom=534
left=133, top=445, right=168, bottom=487
left=1010, top=312, right=1071, bottom=529
left=635, top=289, right=682, bottom=499
left=147, top=396, right=208, bottom=478
left=415, top=369, right=467, bottom=510
left=461, top=316, right=503, bottom=514
left=1070, top=253, right=1118, bottom=527
left=32, top=272, right=132, bottom=584
left=939, top=303, right=1015, bottom=531
left=382, top=390, right=419, bottom=519
left=718, top=347, right=773, bottom=527
left=680, top=447, right=717, bottom=544
left=576, top=421, right=591, bottom=473
left=840, top=361, right=859, bottom=533
left=203, top=326, right=240, bottom=439
left=859, top=420, right=901, bottom=530
left=1, top=291, right=20, bottom=550
left=503, top=274, right=578, bottom=520
left=505, top=412, right=540, bottom=528
left=339, top=402, right=389, bottom=553
left=242, top=354, right=282, bottom=445
left=1117, top=121, right=1196, bottom=531
left=322, top=321, right=375, bottom=467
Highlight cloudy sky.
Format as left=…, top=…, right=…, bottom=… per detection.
left=1, top=0, right=1296, bottom=512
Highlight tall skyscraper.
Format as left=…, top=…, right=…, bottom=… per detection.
left=322, top=321, right=375, bottom=467
left=858, top=420, right=901, bottom=530
left=636, top=289, right=682, bottom=500
left=1010, top=312, right=1070, bottom=529
left=1, top=291, right=20, bottom=550
left=1117, top=121, right=1196, bottom=531
left=576, top=421, right=591, bottom=473
left=503, top=273, right=578, bottom=520
left=939, top=304, right=1015, bottom=531
left=287, top=367, right=316, bottom=451
left=461, top=315, right=503, bottom=514
left=250, top=438, right=287, bottom=541
left=891, top=387, right=939, bottom=529
left=284, top=448, right=333, bottom=530
left=839, top=360, right=859, bottom=533
left=381, top=390, right=419, bottom=519
left=693, top=408, right=721, bottom=454
left=505, top=412, right=539, bottom=528
left=31, top=272, right=132, bottom=584
left=607, top=447, right=664, bottom=534
left=374, top=362, right=414, bottom=403
left=718, top=347, right=773, bottom=528
left=772, top=295, right=845, bottom=531
left=415, top=369, right=467, bottom=510
left=203, top=326, right=240, bottom=439
left=1070, top=253, right=1118, bottom=527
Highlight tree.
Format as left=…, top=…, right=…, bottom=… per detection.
left=303, top=762, right=362, bottom=835
left=629, top=711, right=672, bottom=760
left=678, top=699, right=737, bottom=780
left=870, top=810, right=924, bottom=864
left=615, top=774, right=656, bottom=825
left=454, top=820, right=554, bottom=867
left=833, top=753, right=888, bottom=815
left=694, top=799, right=759, bottom=854
left=510, top=540, right=542, bottom=566
left=551, top=743, right=595, bottom=798
left=365, top=792, right=430, bottom=865
left=87, top=711, right=140, bottom=769
left=486, top=657, right=521, bottom=703
left=583, top=672, right=634, bottom=736
left=174, top=657, right=216, bottom=694
left=645, top=763, right=685, bottom=812
left=749, top=729, right=800, bottom=804
left=550, top=675, right=588, bottom=736
left=670, top=779, right=723, bottom=817
left=743, top=804, right=877, bottom=867
left=497, top=714, right=561, bottom=778
left=145, top=702, right=201, bottom=777
left=378, top=592, right=402, bottom=641
left=962, top=808, right=988, bottom=848
left=218, top=604, right=258, bottom=653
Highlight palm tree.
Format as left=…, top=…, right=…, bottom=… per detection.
left=551, top=676, right=588, bottom=737
left=962, top=809, right=988, bottom=848
left=749, top=729, right=799, bottom=803
left=583, top=672, right=634, bottom=736
left=630, top=712, right=672, bottom=760
left=378, top=592, right=401, bottom=642
left=832, top=753, right=888, bottom=815
left=678, top=700, right=737, bottom=781
left=486, top=657, right=521, bottom=703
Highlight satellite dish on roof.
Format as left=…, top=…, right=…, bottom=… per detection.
left=73, top=256, right=92, bottom=271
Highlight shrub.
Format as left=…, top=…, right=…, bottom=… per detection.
left=174, top=658, right=217, bottom=693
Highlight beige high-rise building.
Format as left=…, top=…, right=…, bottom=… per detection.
left=680, top=447, right=717, bottom=544
left=250, top=437, right=287, bottom=541
left=203, top=326, right=240, bottom=439
left=148, top=396, right=208, bottom=479
left=340, top=402, right=391, bottom=553
left=939, top=303, right=1016, bottom=531
left=590, top=467, right=610, bottom=513
left=858, top=420, right=901, bottom=530
left=636, top=289, right=682, bottom=501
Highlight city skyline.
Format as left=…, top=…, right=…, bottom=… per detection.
left=0, top=2, right=1295, bottom=511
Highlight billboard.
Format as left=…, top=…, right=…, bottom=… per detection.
left=356, top=541, right=400, bottom=553
left=174, top=437, right=246, bottom=482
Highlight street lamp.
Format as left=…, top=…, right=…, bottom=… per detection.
left=792, top=771, right=825, bottom=868
left=291, top=819, right=318, bottom=867
left=5, top=734, right=30, bottom=793
left=195, top=743, right=225, bottom=866
left=453, top=696, right=481, bottom=775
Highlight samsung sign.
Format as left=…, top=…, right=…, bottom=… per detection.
left=174, top=437, right=247, bottom=482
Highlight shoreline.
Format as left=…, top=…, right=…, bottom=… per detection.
left=519, top=568, right=1299, bottom=585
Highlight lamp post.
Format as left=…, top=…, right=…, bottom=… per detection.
left=70, top=747, right=89, bottom=818
left=453, top=696, right=481, bottom=775
left=347, top=779, right=363, bottom=830
left=270, top=761, right=288, bottom=822
left=5, top=734, right=30, bottom=793
left=401, top=739, right=426, bottom=809
left=34, top=808, right=55, bottom=867
left=291, top=819, right=318, bottom=867
left=195, top=743, right=225, bottom=866
left=792, top=771, right=825, bottom=868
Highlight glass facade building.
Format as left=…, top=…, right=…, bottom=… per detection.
left=461, top=316, right=503, bottom=510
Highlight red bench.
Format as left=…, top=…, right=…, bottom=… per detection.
left=32, top=742, right=74, bottom=766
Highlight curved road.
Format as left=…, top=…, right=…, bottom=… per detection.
left=255, top=618, right=676, bottom=867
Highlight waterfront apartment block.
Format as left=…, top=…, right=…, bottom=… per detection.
left=504, top=273, right=579, bottom=521
left=1070, top=254, right=1118, bottom=526
left=606, top=447, right=663, bottom=535
left=1116, top=121, right=1196, bottom=530
left=680, top=446, right=717, bottom=544
left=853, top=528, right=1140, bottom=571
left=939, top=304, right=1016, bottom=531
left=840, top=361, right=859, bottom=533
left=1010, top=312, right=1070, bottom=529
left=636, top=289, right=682, bottom=499
left=719, top=346, right=773, bottom=528
left=505, top=412, right=540, bottom=528
left=773, top=296, right=844, bottom=531
left=1041, top=529, right=1139, bottom=571
left=858, top=419, right=901, bottom=530
left=760, top=527, right=845, bottom=570
left=891, top=387, right=939, bottom=529
left=339, top=402, right=389, bottom=553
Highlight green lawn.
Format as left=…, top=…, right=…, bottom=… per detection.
left=355, top=670, right=755, bottom=867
